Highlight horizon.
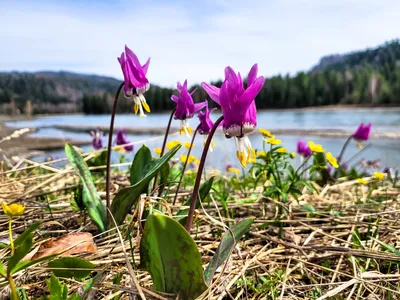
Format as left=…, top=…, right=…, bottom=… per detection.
left=1, top=0, right=400, bottom=88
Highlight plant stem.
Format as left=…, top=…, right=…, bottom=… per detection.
left=105, top=82, right=124, bottom=225
left=8, top=274, right=18, bottom=300
left=8, top=218, right=14, bottom=256
left=185, top=116, right=224, bottom=232
left=152, top=108, right=176, bottom=194
left=335, top=135, right=353, bottom=178
left=173, top=125, right=199, bottom=205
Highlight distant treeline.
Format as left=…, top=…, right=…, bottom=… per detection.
left=1, top=40, right=400, bottom=115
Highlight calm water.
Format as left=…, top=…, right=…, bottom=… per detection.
left=6, top=108, right=400, bottom=170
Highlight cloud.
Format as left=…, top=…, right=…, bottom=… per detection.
left=0, top=0, right=399, bottom=87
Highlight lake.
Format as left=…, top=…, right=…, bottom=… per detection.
left=5, top=108, right=400, bottom=171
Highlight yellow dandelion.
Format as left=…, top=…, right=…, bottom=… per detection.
left=326, top=152, right=339, bottom=168
left=276, top=147, right=287, bottom=153
left=265, top=137, right=281, bottom=145
left=228, top=167, right=240, bottom=174
left=373, top=172, right=386, bottom=180
left=259, top=128, right=273, bottom=137
left=308, top=141, right=325, bottom=153
left=2, top=202, right=25, bottom=217
left=357, top=178, right=368, bottom=185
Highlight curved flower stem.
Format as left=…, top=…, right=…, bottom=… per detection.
left=185, top=116, right=224, bottom=232
left=151, top=108, right=176, bottom=194
left=173, top=125, right=199, bottom=205
left=335, top=135, right=353, bottom=178
left=8, top=218, right=14, bottom=255
left=105, top=82, right=124, bottom=225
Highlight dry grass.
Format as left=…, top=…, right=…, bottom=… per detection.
left=1, top=150, right=400, bottom=300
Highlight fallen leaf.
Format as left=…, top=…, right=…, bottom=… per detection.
left=32, top=232, right=97, bottom=260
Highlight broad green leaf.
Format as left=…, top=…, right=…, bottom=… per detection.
left=157, top=161, right=170, bottom=197
left=130, top=145, right=152, bottom=186
left=204, top=218, right=254, bottom=285
left=8, top=222, right=41, bottom=275
left=11, top=253, right=58, bottom=275
left=48, top=257, right=94, bottom=280
left=110, top=144, right=181, bottom=226
left=140, top=213, right=207, bottom=299
left=65, top=144, right=107, bottom=232
left=0, top=262, right=5, bottom=277
left=46, top=274, right=68, bottom=300
left=176, top=176, right=215, bottom=225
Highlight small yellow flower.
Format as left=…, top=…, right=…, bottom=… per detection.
left=180, top=155, right=200, bottom=165
left=180, top=155, right=188, bottom=163
left=153, top=148, right=162, bottom=154
left=259, top=128, right=273, bottom=137
left=167, top=140, right=181, bottom=150
left=326, top=152, right=339, bottom=168
left=191, top=156, right=200, bottom=165
left=2, top=202, right=25, bottom=217
left=265, top=137, right=281, bottom=145
left=186, top=170, right=193, bottom=175
left=290, top=152, right=296, bottom=159
left=228, top=167, right=240, bottom=174
left=308, top=141, right=325, bottom=153
left=373, top=172, right=386, bottom=180
left=357, top=178, right=368, bottom=185
left=257, top=151, right=267, bottom=158
left=276, top=147, right=287, bottom=153
left=183, top=142, right=194, bottom=149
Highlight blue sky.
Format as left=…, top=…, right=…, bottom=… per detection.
left=1, top=0, right=399, bottom=87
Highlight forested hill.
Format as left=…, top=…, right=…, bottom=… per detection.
left=1, top=39, right=400, bottom=115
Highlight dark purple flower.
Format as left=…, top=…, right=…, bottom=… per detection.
left=197, top=103, right=216, bottom=151
left=171, top=80, right=207, bottom=136
left=327, top=165, right=332, bottom=174
left=90, top=129, right=104, bottom=150
left=296, top=140, right=312, bottom=157
left=353, top=123, right=371, bottom=141
left=115, top=130, right=133, bottom=152
left=202, top=64, right=264, bottom=167
left=118, top=45, right=151, bottom=117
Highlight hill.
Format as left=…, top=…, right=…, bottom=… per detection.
left=1, top=39, right=400, bottom=115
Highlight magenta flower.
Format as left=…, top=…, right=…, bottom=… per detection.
left=115, top=130, right=133, bottom=152
left=202, top=64, right=264, bottom=167
left=171, top=80, right=207, bottom=136
left=197, top=103, right=216, bottom=151
left=90, top=129, right=104, bottom=150
left=297, top=140, right=312, bottom=157
left=118, top=45, right=151, bottom=117
left=353, top=123, right=371, bottom=141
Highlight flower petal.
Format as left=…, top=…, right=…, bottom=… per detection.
left=238, top=76, right=265, bottom=108
left=141, top=57, right=151, bottom=75
left=247, top=64, right=258, bottom=86
left=201, top=82, right=221, bottom=105
left=193, top=101, right=207, bottom=113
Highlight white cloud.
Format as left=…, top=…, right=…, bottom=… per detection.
left=0, top=0, right=399, bottom=87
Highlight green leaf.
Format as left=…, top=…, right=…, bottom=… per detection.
left=176, top=176, right=215, bottom=225
left=157, top=161, right=170, bottom=197
left=0, top=262, right=5, bottom=277
left=301, top=204, right=316, bottom=214
left=140, top=213, right=207, bottom=299
left=48, top=257, right=94, bottom=280
left=371, top=238, right=400, bottom=256
left=46, top=274, right=68, bottom=300
left=65, top=143, right=107, bottom=232
left=11, top=253, right=59, bottom=275
left=8, top=222, right=41, bottom=275
left=130, top=145, right=152, bottom=186
left=110, top=144, right=181, bottom=226
left=203, top=218, right=254, bottom=285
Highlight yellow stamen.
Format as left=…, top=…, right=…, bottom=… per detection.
left=236, top=150, right=247, bottom=168
left=142, top=101, right=151, bottom=113
left=133, top=103, right=139, bottom=114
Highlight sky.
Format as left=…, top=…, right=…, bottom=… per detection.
left=1, top=0, right=399, bottom=87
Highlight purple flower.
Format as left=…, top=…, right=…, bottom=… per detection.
left=202, top=64, right=264, bottom=167
left=197, top=103, right=216, bottom=151
left=90, top=129, right=104, bottom=150
left=118, top=45, right=151, bottom=117
left=171, top=80, right=207, bottom=136
left=353, top=123, right=371, bottom=141
left=115, top=130, right=133, bottom=152
left=327, top=165, right=332, bottom=174
left=297, top=140, right=312, bottom=157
